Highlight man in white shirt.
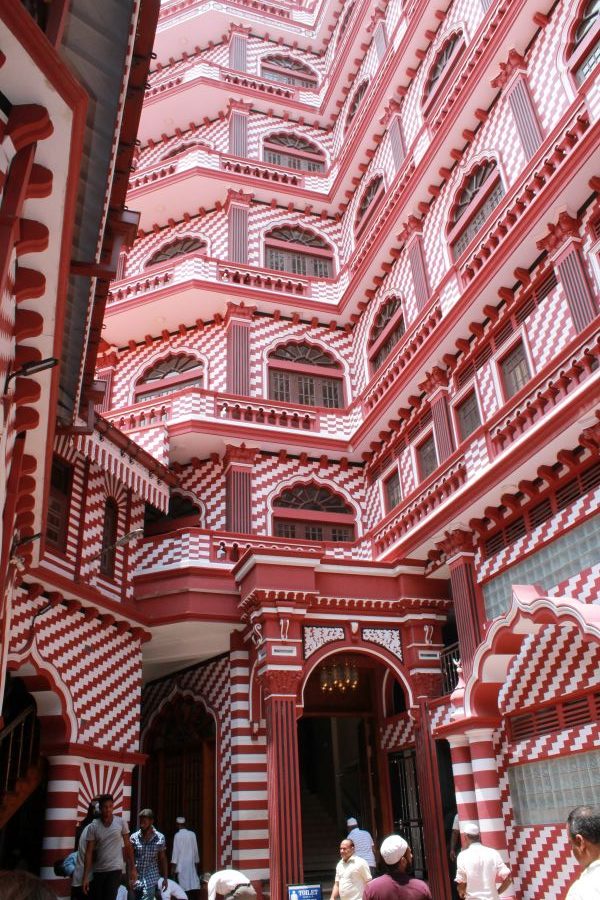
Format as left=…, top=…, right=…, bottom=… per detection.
left=346, top=818, right=377, bottom=875
left=206, top=869, right=257, bottom=900
left=171, top=817, right=200, bottom=896
left=566, top=805, right=600, bottom=899
left=331, top=838, right=372, bottom=900
left=455, top=823, right=511, bottom=900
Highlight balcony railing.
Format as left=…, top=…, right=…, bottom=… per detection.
left=441, top=643, right=460, bottom=695
left=0, top=706, right=38, bottom=801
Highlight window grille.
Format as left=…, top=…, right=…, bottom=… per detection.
left=426, top=34, right=461, bottom=97
left=346, top=81, right=368, bottom=129
left=500, top=342, right=531, bottom=398
left=356, top=176, right=383, bottom=226
left=261, top=55, right=318, bottom=88
left=451, top=164, right=505, bottom=259
left=136, top=355, right=203, bottom=401
left=573, top=0, right=600, bottom=83
left=385, top=471, right=402, bottom=511
left=417, top=435, right=438, bottom=481
left=456, top=391, right=481, bottom=441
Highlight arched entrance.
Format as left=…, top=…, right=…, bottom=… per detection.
left=299, top=652, right=422, bottom=881
left=142, top=695, right=216, bottom=868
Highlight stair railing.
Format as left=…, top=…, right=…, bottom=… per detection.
left=0, top=705, right=38, bottom=799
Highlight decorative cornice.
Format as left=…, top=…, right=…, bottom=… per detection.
left=437, top=529, right=474, bottom=560
left=223, top=442, right=259, bottom=468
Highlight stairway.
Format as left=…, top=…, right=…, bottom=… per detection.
left=301, top=788, right=341, bottom=886
left=0, top=759, right=46, bottom=830
left=0, top=705, right=43, bottom=830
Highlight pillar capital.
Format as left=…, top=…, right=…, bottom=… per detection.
left=536, top=211, right=581, bottom=256
left=491, top=49, right=527, bottom=89
left=225, top=301, right=255, bottom=325
left=260, top=667, right=303, bottom=699
left=223, top=443, right=258, bottom=470
left=438, top=529, right=475, bottom=564
left=224, top=188, right=254, bottom=212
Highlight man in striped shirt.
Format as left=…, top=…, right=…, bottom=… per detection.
left=347, top=818, right=377, bottom=875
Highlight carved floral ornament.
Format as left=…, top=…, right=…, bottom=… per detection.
left=362, top=628, right=403, bottom=661
left=304, top=625, right=344, bottom=658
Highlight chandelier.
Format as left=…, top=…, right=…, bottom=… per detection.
left=319, top=659, right=359, bottom=693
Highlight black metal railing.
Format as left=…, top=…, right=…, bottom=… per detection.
left=441, top=643, right=460, bottom=695
left=0, top=705, right=38, bottom=799
left=20, top=0, right=50, bottom=31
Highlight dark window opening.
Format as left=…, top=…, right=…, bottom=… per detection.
left=46, top=458, right=72, bottom=552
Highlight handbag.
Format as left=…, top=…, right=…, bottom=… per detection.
left=53, top=851, right=77, bottom=877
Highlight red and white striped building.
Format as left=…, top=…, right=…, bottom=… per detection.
left=1, top=0, right=600, bottom=898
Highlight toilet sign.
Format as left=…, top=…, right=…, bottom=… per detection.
left=288, top=885, right=322, bottom=900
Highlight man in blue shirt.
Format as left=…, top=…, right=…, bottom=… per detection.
left=130, top=808, right=169, bottom=900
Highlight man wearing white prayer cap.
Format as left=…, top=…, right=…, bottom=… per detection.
left=346, top=817, right=377, bottom=874
left=363, top=835, right=432, bottom=900
left=455, top=823, right=512, bottom=899
left=171, top=817, right=200, bottom=897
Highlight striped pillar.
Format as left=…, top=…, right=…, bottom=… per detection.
left=230, top=646, right=269, bottom=883
left=439, top=530, right=482, bottom=679
left=537, top=212, right=598, bottom=332
left=447, top=734, right=478, bottom=837
left=465, top=729, right=508, bottom=857
left=263, top=675, right=303, bottom=898
left=40, top=755, right=82, bottom=897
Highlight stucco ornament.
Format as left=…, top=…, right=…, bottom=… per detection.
left=362, top=628, right=403, bottom=660
left=303, top=626, right=344, bottom=658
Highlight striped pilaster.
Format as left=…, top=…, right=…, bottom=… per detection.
left=230, top=649, right=269, bottom=881
left=41, top=756, right=82, bottom=896
left=265, top=688, right=303, bottom=898
left=447, top=734, right=478, bottom=834
left=466, top=729, right=508, bottom=858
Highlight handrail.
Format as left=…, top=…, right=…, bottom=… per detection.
left=0, top=705, right=38, bottom=798
left=441, top=643, right=460, bottom=696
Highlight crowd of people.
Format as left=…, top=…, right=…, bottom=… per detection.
left=69, top=795, right=200, bottom=900
left=0, top=804, right=598, bottom=899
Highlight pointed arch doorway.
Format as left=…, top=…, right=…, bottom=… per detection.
left=141, top=696, right=216, bottom=869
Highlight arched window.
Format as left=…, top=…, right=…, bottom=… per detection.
left=448, top=161, right=505, bottom=259
left=100, top=498, right=119, bottom=578
left=264, top=226, right=334, bottom=278
left=338, top=3, right=354, bottom=43
left=569, top=0, right=600, bottom=84
left=162, top=141, right=200, bottom=160
left=356, top=176, right=384, bottom=231
left=260, top=55, right=318, bottom=88
left=145, top=236, right=206, bottom=267
left=368, top=297, right=405, bottom=371
left=268, top=342, right=344, bottom=408
left=273, top=483, right=355, bottom=542
left=424, top=33, right=464, bottom=105
left=135, top=354, right=204, bottom=402
left=263, top=132, right=326, bottom=172
left=345, top=81, right=368, bottom=131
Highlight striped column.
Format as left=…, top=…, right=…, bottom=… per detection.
left=263, top=674, right=303, bottom=898
left=447, top=734, right=478, bottom=836
left=465, top=729, right=508, bottom=857
left=40, top=755, right=82, bottom=897
left=230, top=646, right=269, bottom=883
left=537, top=212, right=598, bottom=332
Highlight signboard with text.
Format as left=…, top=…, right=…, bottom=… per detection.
left=288, top=885, right=322, bottom=900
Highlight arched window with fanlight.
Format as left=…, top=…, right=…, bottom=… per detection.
left=423, top=33, right=464, bottom=111
left=345, top=81, right=368, bottom=132
left=100, top=498, right=119, bottom=579
left=448, top=160, right=505, bottom=260
left=260, top=54, right=318, bottom=88
left=273, top=483, right=355, bottom=542
left=162, top=141, right=201, bottom=161
left=337, top=3, right=355, bottom=46
left=355, top=176, right=384, bottom=233
left=268, top=342, right=344, bottom=409
left=134, top=354, right=204, bottom=402
left=263, top=132, right=326, bottom=172
left=568, top=0, right=600, bottom=84
left=264, top=226, right=334, bottom=278
left=368, top=296, right=406, bottom=372
left=145, top=236, right=206, bottom=267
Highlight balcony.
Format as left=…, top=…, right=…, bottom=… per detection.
left=106, top=387, right=355, bottom=460
left=441, top=643, right=460, bottom=695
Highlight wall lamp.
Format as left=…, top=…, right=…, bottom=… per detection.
left=92, top=528, right=145, bottom=562
left=4, top=357, right=59, bottom=394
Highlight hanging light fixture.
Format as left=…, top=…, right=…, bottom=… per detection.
left=319, top=658, right=359, bottom=693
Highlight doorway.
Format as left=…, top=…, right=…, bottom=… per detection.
left=388, top=749, right=425, bottom=878
left=299, top=655, right=381, bottom=880
left=141, top=696, right=216, bottom=869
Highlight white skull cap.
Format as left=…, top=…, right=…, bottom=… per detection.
left=380, top=834, right=409, bottom=864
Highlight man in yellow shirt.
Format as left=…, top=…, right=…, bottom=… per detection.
left=330, top=838, right=372, bottom=900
